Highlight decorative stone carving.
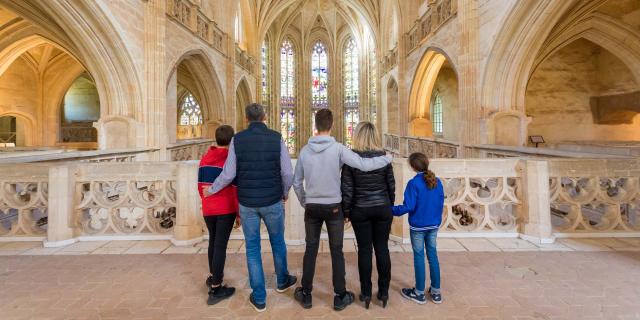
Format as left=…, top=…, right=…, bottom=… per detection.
left=0, top=181, right=48, bottom=237
left=76, top=180, right=176, bottom=235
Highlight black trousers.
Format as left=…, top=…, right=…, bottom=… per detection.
left=301, top=203, right=346, bottom=295
left=204, top=213, right=236, bottom=286
left=350, top=206, right=392, bottom=297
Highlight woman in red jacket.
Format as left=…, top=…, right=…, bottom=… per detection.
left=198, top=125, right=239, bottom=305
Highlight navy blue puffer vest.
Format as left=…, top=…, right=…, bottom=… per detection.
left=233, top=122, right=283, bottom=207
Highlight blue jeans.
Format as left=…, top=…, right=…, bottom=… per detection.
left=239, top=201, right=290, bottom=304
left=410, top=229, right=440, bottom=294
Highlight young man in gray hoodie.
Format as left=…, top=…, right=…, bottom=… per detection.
left=292, top=108, right=392, bottom=311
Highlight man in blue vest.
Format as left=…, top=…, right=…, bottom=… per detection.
left=204, top=103, right=297, bottom=312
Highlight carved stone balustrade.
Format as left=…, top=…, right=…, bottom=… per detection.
left=405, top=0, right=457, bottom=54
left=166, top=0, right=227, bottom=56
left=235, top=45, right=255, bottom=74
left=381, top=47, right=398, bottom=75
left=1, top=158, right=637, bottom=246
left=167, top=139, right=212, bottom=161
left=548, top=159, right=640, bottom=237
left=384, top=134, right=459, bottom=158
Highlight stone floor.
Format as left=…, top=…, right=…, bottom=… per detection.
left=2, top=237, right=640, bottom=256
left=0, top=238, right=640, bottom=319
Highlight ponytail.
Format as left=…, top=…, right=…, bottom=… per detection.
left=408, top=152, right=438, bottom=190
left=424, top=169, right=437, bottom=190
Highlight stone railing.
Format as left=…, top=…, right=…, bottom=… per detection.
left=381, top=47, right=397, bottom=74
left=548, top=159, right=640, bottom=237
left=466, top=144, right=631, bottom=159
left=235, top=45, right=255, bottom=74
left=0, top=148, right=158, bottom=164
left=75, top=163, right=177, bottom=239
left=167, top=139, right=212, bottom=161
left=1, top=158, right=637, bottom=245
left=405, top=0, right=457, bottom=54
left=0, top=164, right=49, bottom=240
left=428, top=159, right=521, bottom=235
left=166, top=0, right=227, bottom=56
left=384, top=134, right=459, bottom=158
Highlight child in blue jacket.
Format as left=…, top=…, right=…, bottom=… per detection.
left=392, top=152, right=444, bottom=305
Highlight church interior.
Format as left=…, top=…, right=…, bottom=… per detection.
left=0, top=0, right=639, bottom=318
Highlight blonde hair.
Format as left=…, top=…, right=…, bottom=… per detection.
left=352, top=121, right=382, bottom=152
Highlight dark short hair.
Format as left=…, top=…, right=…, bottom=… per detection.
left=245, top=103, right=266, bottom=122
left=315, top=108, right=333, bottom=132
left=215, top=125, right=234, bottom=146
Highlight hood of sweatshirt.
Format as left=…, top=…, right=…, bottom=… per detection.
left=307, top=135, right=336, bottom=153
left=200, top=146, right=229, bottom=165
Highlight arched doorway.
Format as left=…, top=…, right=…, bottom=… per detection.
left=408, top=49, right=459, bottom=139
left=59, top=73, right=99, bottom=146
left=235, top=78, right=252, bottom=131
left=526, top=38, right=640, bottom=144
left=166, top=52, right=225, bottom=143
left=385, top=78, right=399, bottom=134
left=0, top=116, right=16, bottom=146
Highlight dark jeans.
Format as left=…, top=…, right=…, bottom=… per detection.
left=204, top=213, right=236, bottom=286
left=351, top=206, right=392, bottom=297
left=301, top=203, right=346, bottom=295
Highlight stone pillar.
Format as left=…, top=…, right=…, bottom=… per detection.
left=172, top=162, right=203, bottom=245
left=390, top=158, right=411, bottom=243
left=285, top=159, right=305, bottom=244
left=457, top=0, right=481, bottom=156
left=44, top=165, right=77, bottom=247
left=520, top=160, right=555, bottom=244
left=143, top=0, right=167, bottom=160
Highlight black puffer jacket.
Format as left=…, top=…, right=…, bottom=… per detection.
left=340, top=150, right=395, bottom=218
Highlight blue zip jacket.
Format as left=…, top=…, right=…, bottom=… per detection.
left=392, top=173, right=445, bottom=230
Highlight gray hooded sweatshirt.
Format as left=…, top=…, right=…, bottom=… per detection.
left=293, top=135, right=392, bottom=206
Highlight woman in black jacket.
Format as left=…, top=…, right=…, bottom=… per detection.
left=341, top=121, right=395, bottom=309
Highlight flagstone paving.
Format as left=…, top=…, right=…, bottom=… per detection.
left=0, top=238, right=639, bottom=319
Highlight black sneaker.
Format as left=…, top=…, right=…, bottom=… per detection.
left=249, top=294, right=266, bottom=312
left=276, top=275, right=297, bottom=293
left=205, top=275, right=214, bottom=288
left=333, top=291, right=355, bottom=311
left=401, top=288, right=426, bottom=305
left=294, top=287, right=312, bottom=309
left=207, top=285, right=235, bottom=306
left=429, top=288, right=442, bottom=304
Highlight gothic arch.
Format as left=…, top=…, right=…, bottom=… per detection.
left=1, top=1, right=143, bottom=149
left=0, top=111, right=35, bottom=147
left=407, top=47, right=458, bottom=137
left=235, top=77, right=253, bottom=130
left=481, top=0, right=581, bottom=112
left=172, top=51, right=224, bottom=141
left=384, top=77, right=399, bottom=135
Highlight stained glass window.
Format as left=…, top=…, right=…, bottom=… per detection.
left=261, top=40, right=269, bottom=106
left=432, top=94, right=443, bottom=134
left=311, top=41, right=328, bottom=109
left=178, top=93, right=203, bottom=126
left=344, top=39, right=359, bottom=147
left=280, top=39, right=296, bottom=154
left=369, top=50, right=377, bottom=124
left=280, top=109, right=296, bottom=154
left=345, top=109, right=359, bottom=147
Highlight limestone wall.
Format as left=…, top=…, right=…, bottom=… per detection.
left=526, top=39, right=640, bottom=143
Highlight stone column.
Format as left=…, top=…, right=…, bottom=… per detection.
left=44, top=165, right=77, bottom=247
left=143, top=0, right=167, bottom=160
left=457, top=0, right=481, bottom=156
left=520, top=160, right=555, bottom=244
left=390, top=158, right=411, bottom=243
left=172, top=162, right=203, bottom=245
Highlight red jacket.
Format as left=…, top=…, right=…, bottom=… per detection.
left=198, top=146, right=238, bottom=216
